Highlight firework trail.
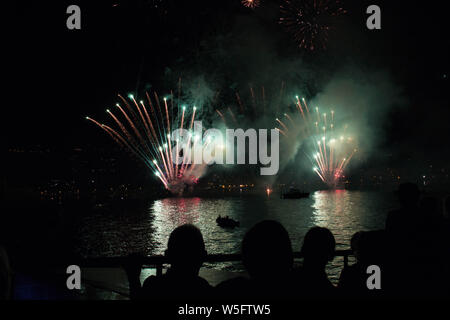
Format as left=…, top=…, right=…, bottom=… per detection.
left=215, top=82, right=286, bottom=126
left=216, top=109, right=226, bottom=126
left=87, top=92, right=216, bottom=195
left=227, top=107, right=238, bottom=125
left=279, top=0, right=347, bottom=50
left=276, top=96, right=357, bottom=188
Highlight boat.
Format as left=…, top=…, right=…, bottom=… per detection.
left=281, top=188, right=309, bottom=199
left=216, top=216, right=240, bottom=228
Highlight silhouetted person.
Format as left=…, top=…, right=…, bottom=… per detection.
left=338, top=230, right=387, bottom=298
left=292, top=227, right=336, bottom=298
left=216, top=220, right=294, bottom=299
left=124, top=224, right=212, bottom=300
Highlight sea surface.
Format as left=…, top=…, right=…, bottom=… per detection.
left=75, top=190, right=397, bottom=282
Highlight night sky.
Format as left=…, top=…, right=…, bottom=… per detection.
left=8, top=0, right=450, bottom=169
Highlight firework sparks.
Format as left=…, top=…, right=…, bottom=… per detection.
left=241, top=0, right=260, bottom=9
left=87, top=92, right=214, bottom=195
left=279, top=0, right=347, bottom=50
left=277, top=97, right=357, bottom=187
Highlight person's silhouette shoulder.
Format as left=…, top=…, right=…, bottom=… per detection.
left=338, top=230, right=387, bottom=297
left=124, top=224, right=212, bottom=300
left=293, top=226, right=336, bottom=298
left=216, top=220, right=294, bottom=299
left=141, top=269, right=212, bottom=300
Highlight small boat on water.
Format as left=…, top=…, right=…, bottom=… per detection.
left=216, top=216, right=240, bottom=228
left=281, top=188, right=310, bottom=199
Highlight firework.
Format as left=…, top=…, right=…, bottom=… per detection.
left=279, top=0, right=347, bottom=50
left=87, top=92, right=215, bottom=195
left=276, top=96, right=357, bottom=187
left=241, top=0, right=260, bottom=9
left=215, top=82, right=286, bottom=125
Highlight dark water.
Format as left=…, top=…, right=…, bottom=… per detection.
left=75, top=190, right=396, bottom=282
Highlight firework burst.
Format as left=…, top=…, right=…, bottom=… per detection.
left=87, top=91, right=216, bottom=195
left=241, top=0, right=261, bottom=9
left=276, top=96, right=357, bottom=187
left=279, top=0, right=347, bottom=50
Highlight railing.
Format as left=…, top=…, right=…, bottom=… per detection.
left=76, top=249, right=353, bottom=276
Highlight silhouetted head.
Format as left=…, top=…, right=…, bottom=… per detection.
left=242, top=220, right=293, bottom=279
left=357, top=230, right=386, bottom=265
left=397, top=182, right=420, bottom=208
left=165, top=224, right=206, bottom=275
left=301, top=227, right=335, bottom=268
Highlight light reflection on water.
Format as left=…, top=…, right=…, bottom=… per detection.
left=76, top=190, right=396, bottom=282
